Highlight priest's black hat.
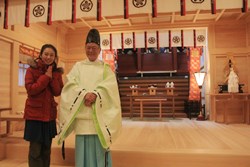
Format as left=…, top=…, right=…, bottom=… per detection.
left=85, top=28, right=100, bottom=46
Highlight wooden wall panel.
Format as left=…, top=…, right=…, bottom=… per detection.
left=214, top=23, right=247, bottom=48
left=141, top=53, right=173, bottom=71
left=248, top=54, right=250, bottom=93
left=235, top=56, right=248, bottom=92
left=177, top=52, right=189, bottom=74
left=66, top=30, right=89, bottom=60
left=117, top=49, right=188, bottom=77
left=0, top=40, right=11, bottom=108
left=117, top=54, right=138, bottom=77
left=248, top=23, right=250, bottom=47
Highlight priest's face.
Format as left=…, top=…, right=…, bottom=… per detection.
left=85, top=43, right=101, bottom=61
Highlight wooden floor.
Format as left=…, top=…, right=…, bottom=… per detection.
left=1, top=118, right=250, bottom=167
left=112, top=118, right=250, bottom=167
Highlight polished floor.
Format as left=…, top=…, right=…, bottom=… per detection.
left=1, top=118, right=250, bottom=167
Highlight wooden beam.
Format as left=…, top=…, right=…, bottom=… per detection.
left=61, top=20, right=75, bottom=30
left=126, top=19, right=132, bottom=26
left=0, top=108, right=12, bottom=112
left=193, top=10, right=200, bottom=23
left=171, top=12, right=175, bottom=23
left=148, top=13, right=153, bottom=25
left=79, top=18, right=92, bottom=29
left=215, top=9, right=226, bottom=22
left=102, top=16, right=112, bottom=28
left=236, top=13, right=245, bottom=20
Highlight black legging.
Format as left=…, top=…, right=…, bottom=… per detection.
left=28, top=141, right=52, bottom=167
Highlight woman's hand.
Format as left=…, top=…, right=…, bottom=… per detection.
left=45, top=65, right=53, bottom=78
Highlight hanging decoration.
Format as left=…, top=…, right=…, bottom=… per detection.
left=193, top=29, right=196, bottom=48
left=135, top=32, right=145, bottom=49
left=52, top=0, right=72, bottom=23
left=211, top=0, right=216, bottom=14
left=195, top=29, right=206, bottom=46
left=169, top=30, right=172, bottom=49
left=3, top=0, right=8, bottom=29
left=129, top=0, right=151, bottom=15
left=112, top=33, right=122, bottom=50
left=156, top=30, right=159, bottom=50
left=72, top=0, right=76, bottom=23
left=97, top=0, right=102, bottom=21
left=121, top=33, right=124, bottom=51
left=110, top=33, right=112, bottom=51
left=100, top=34, right=110, bottom=50
left=47, top=0, right=52, bottom=25
left=146, top=31, right=157, bottom=49
left=100, top=28, right=206, bottom=50
left=242, top=0, right=248, bottom=12
left=124, top=0, right=128, bottom=19
left=180, top=0, right=186, bottom=16
left=187, top=0, right=211, bottom=11
left=158, top=31, right=169, bottom=48
left=152, top=0, right=157, bottom=17
left=171, top=30, right=181, bottom=47
left=25, top=0, right=30, bottom=27
left=1, top=0, right=247, bottom=29
left=102, top=50, right=116, bottom=72
left=183, top=29, right=194, bottom=47
left=189, top=47, right=202, bottom=100
left=123, top=32, right=133, bottom=49
left=181, top=30, right=184, bottom=49
left=29, top=0, right=48, bottom=24
left=7, top=0, right=26, bottom=28
left=133, top=32, right=136, bottom=51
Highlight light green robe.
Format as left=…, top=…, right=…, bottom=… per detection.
left=57, top=59, right=122, bottom=149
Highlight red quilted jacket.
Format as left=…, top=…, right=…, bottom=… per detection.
left=23, top=58, right=64, bottom=122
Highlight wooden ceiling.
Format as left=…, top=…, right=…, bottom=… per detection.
left=50, top=8, right=250, bottom=33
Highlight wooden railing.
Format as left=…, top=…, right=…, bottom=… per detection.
left=0, top=107, right=24, bottom=137
left=0, top=108, right=12, bottom=112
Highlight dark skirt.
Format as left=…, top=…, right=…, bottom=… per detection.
left=24, top=120, right=57, bottom=144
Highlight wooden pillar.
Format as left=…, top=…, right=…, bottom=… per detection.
left=137, top=48, right=141, bottom=71
left=172, top=47, right=177, bottom=70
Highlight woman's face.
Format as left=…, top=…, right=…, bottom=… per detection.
left=85, top=43, right=101, bottom=61
left=41, top=48, right=56, bottom=65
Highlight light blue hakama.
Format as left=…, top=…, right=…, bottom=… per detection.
left=75, top=135, right=112, bottom=167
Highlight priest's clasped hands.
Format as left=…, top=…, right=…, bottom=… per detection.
left=84, top=92, right=97, bottom=107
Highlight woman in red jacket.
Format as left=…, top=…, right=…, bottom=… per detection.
left=23, top=44, right=64, bottom=167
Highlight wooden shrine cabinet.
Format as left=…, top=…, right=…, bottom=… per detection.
left=210, top=93, right=250, bottom=124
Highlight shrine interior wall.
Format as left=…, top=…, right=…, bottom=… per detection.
left=0, top=20, right=250, bottom=115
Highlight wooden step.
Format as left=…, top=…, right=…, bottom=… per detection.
left=0, top=131, right=75, bottom=166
